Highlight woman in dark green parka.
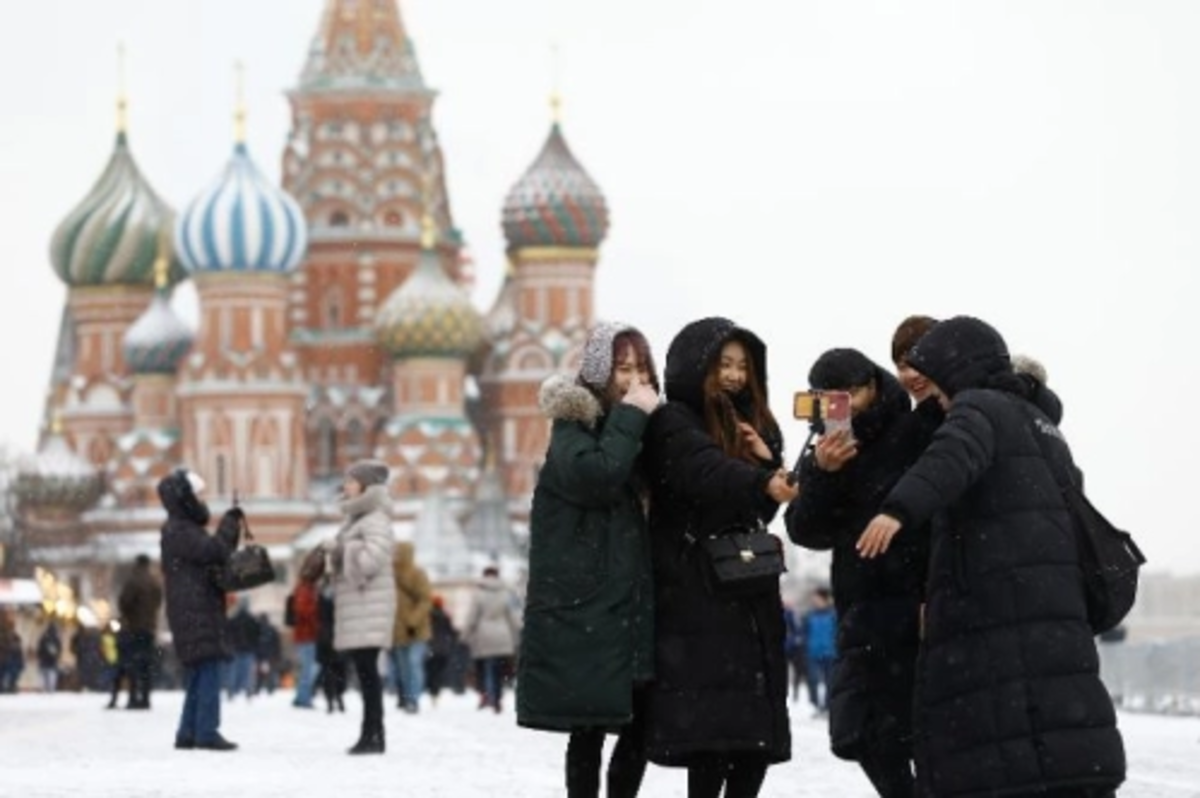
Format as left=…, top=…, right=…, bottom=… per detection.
left=518, top=322, right=662, bottom=798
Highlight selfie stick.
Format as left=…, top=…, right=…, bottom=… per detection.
left=786, top=402, right=825, bottom=487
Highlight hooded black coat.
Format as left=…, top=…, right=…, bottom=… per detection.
left=785, top=366, right=941, bottom=761
left=881, top=317, right=1124, bottom=798
left=158, top=471, right=241, bottom=667
left=641, top=317, right=791, bottom=767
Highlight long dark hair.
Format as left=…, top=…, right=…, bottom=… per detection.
left=702, top=340, right=778, bottom=462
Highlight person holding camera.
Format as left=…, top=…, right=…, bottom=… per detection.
left=158, top=468, right=242, bottom=752
left=518, top=321, right=660, bottom=798
left=857, top=316, right=1124, bottom=798
left=784, top=348, right=940, bottom=797
left=641, top=317, right=797, bottom=798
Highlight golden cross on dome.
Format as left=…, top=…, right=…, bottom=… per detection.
left=549, top=42, right=562, bottom=124
left=234, top=60, right=247, bottom=143
left=419, top=168, right=437, bottom=250
left=153, top=224, right=171, bottom=291
left=116, top=42, right=128, bottom=133
left=49, top=407, right=64, bottom=436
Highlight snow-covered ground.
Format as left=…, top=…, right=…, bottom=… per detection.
left=1, top=690, right=1197, bottom=797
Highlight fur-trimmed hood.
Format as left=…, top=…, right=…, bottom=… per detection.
left=538, top=373, right=604, bottom=428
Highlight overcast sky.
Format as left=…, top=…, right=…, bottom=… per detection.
left=0, top=1, right=1196, bottom=572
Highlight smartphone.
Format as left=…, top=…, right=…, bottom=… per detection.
left=823, top=392, right=853, bottom=439
left=793, top=390, right=854, bottom=439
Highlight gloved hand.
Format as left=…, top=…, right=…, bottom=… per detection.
left=216, top=507, right=245, bottom=548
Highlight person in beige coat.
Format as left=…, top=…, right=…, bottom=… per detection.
left=464, top=566, right=522, bottom=713
left=390, top=542, right=432, bottom=713
left=326, top=459, right=396, bottom=755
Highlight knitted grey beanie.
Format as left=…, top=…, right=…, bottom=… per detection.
left=346, top=459, right=390, bottom=489
left=578, top=320, right=633, bottom=390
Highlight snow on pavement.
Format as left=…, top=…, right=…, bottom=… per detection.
left=1, top=691, right=1197, bottom=797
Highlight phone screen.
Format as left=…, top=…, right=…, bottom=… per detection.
left=823, top=392, right=853, bottom=438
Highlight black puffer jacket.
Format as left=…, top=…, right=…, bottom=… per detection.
left=642, top=317, right=791, bottom=767
left=785, top=367, right=941, bottom=760
left=158, top=471, right=240, bottom=666
left=881, top=317, right=1124, bottom=797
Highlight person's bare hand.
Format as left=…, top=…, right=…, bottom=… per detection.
left=857, top=514, right=902, bottom=558
left=622, top=378, right=659, bottom=415
left=738, top=422, right=773, bottom=461
left=766, top=469, right=801, bottom=503
left=815, top=429, right=858, bottom=472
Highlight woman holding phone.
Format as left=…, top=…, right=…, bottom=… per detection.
left=641, top=317, right=797, bottom=798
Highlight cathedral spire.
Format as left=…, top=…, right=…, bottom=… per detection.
left=116, top=42, right=128, bottom=135
left=299, top=0, right=427, bottom=93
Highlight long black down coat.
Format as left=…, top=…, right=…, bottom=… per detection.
left=880, top=317, right=1124, bottom=797
left=642, top=317, right=791, bottom=767
left=785, top=367, right=941, bottom=761
left=158, top=471, right=240, bottom=667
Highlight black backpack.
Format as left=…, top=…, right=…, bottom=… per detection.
left=1022, top=403, right=1146, bottom=634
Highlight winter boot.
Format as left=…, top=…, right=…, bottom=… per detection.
left=348, top=729, right=385, bottom=755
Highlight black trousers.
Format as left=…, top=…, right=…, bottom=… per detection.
left=566, top=690, right=649, bottom=798
left=687, top=755, right=769, bottom=798
left=348, top=648, right=383, bottom=736
left=859, top=712, right=916, bottom=797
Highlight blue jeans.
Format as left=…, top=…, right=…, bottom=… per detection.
left=225, top=652, right=255, bottom=699
left=293, top=642, right=317, bottom=707
left=806, top=655, right=834, bottom=710
left=178, top=659, right=223, bottom=744
left=476, top=657, right=505, bottom=708
left=390, top=642, right=427, bottom=706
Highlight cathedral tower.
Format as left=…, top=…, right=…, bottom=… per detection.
left=46, top=79, right=184, bottom=469
left=477, top=102, right=610, bottom=510
left=174, top=75, right=311, bottom=509
left=283, top=0, right=466, bottom=480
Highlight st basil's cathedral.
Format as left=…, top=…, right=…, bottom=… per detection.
left=11, top=0, right=611, bottom=619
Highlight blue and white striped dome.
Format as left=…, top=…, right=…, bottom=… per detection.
left=176, top=143, right=308, bottom=274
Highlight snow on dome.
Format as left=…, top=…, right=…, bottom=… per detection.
left=176, top=143, right=308, bottom=274
left=122, top=293, right=194, bottom=375
left=376, top=249, right=484, bottom=359
left=14, top=428, right=103, bottom=513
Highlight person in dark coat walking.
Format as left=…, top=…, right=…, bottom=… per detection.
left=518, top=321, right=661, bottom=798
left=858, top=316, right=1124, bottom=798
left=424, top=595, right=457, bottom=704
left=642, top=317, right=798, bottom=798
left=315, top=578, right=347, bottom=714
left=159, top=468, right=242, bottom=752
left=785, top=347, right=941, bottom=796
left=115, top=554, right=163, bottom=709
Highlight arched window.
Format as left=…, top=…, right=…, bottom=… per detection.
left=317, top=418, right=337, bottom=476
left=329, top=211, right=350, bottom=227
left=384, top=210, right=403, bottom=228
left=346, top=418, right=367, bottom=461
left=323, top=286, right=343, bottom=329
left=216, top=454, right=228, bottom=497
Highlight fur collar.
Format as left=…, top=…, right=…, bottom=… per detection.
left=339, top=484, right=390, bottom=519
left=539, top=373, right=604, bottom=428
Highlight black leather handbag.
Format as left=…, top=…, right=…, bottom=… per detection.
left=222, top=519, right=276, bottom=592
left=688, top=521, right=786, bottom=598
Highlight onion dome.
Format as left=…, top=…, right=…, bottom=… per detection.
left=376, top=217, right=483, bottom=359
left=502, top=120, right=609, bottom=251
left=49, top=131, right=185, bottom=288
left=14, top=416, right=103, bottom=514
left=122, top=244, right=194, bottom=375
left=175, top=142, right=308, bottom=275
